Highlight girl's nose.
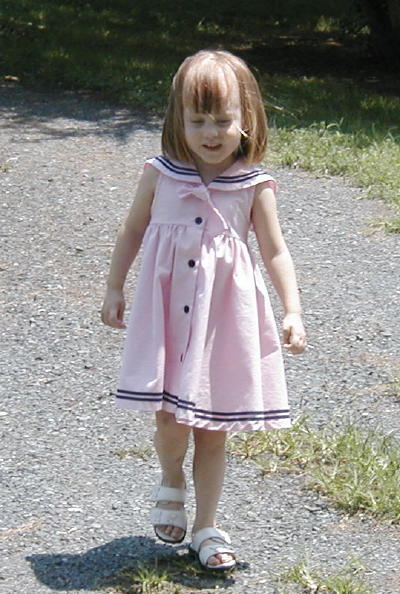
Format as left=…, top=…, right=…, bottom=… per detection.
left=203, top=120, right=218, bottom=137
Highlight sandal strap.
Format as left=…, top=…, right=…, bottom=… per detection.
left=198, top=542, right=236, bottom=567
left=151, top=485, right=186, bottom=503
left=149, top=507, right=187, bottom=530
left=191, top=527, right=231, bottom=551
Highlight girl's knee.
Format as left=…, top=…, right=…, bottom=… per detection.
left=193, top=427, right=227, bottom=451
left=155, top=411, right=191, bottom=440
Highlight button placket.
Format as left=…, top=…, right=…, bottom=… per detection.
left=172, top=227, right=203, bottom=365
left=175, top=185, right=221, bottom=365
left=180, top=252, right=199, bottom=359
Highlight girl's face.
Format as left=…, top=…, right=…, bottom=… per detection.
left=183, top=81, right=242, bottom=174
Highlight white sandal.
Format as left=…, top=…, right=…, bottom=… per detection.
left=149, top=485, right=187, bottom=544
left=189, top=527, right=236, bottom=571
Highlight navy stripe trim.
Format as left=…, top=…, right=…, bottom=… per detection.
left=195, top=413, right=290, bottom=422
left=213, top=171, right=269, bottom=184
left=158, top=156, right=198, bottom=173
left=155, top=156, right=273, bottom=186
left=155, top=156, right=199, bottom=176
left=115, top=389, right=289, bottom=422
left=117, top=389, right=164, bottom=396
left=163, top=390, right=194, bottom=406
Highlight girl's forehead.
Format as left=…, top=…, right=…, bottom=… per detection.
left=181, top=65, right=240, bottom=111
left=183, top=101, right=240, bottom=115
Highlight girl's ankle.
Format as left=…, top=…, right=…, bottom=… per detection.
left=161, top=473, right=186, bottom=489
left=192, top=521, right=217, bottom=534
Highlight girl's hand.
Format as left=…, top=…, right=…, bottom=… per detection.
left=101, top=288, right=126, bottom=329
left=283, top=313, right=306, bottom=355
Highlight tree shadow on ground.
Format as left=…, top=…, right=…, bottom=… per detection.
left=244, top=28, right=400, bottom=96
left=0, top=83, right=161, bottom=144
left=26, top=535, right=243, bottom=591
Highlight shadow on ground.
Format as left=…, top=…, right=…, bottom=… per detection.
left=0, top=83, right=161, bottom=144
left=26, top=535, right=241, bottom=591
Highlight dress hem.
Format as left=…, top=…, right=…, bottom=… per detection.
left=114, top=391, right=291, bottom=432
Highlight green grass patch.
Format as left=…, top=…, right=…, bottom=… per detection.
left=368, top=217, right=400, bottom=234
left=229, top=418, right=400, bottom=522
left=1, top=1, right=399, bottom=226
left=104, top=559, right=178, bottom=593
left=275, top=557, right=374, bottom=593
left=262, top=74, right=400, bottom=216
left=100, top=553, right=235, bottom=593
left=268, top=122, right=400, bottom=225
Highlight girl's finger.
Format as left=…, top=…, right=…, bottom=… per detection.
left=283, top=326, right=291, bottom=345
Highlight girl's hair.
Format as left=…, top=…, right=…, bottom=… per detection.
left=162, top=50, right=267, bottom=164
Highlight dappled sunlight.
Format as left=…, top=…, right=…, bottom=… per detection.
left=262, top=74, right=400, bottom=140
left=1, top=0, right=399, bottom=219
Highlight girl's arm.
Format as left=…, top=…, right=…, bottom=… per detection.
left=101, top=165, right=159, bottom=328
left=251, top=182, right=306, bottom=354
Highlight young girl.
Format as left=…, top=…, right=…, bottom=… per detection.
left=101, top=49, right=306, bottom=571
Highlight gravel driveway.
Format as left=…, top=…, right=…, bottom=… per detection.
left=1, top=83, right=399, bottom=594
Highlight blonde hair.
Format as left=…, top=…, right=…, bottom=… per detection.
left=162, top=50, right=268, bottom=164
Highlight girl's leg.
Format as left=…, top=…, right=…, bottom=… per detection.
left=153, top=410, right=191, bottom=540
left=192, top=428, right=234, bottom=567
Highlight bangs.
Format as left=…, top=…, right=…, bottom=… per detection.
left=182, top=63, right=237, bottom=113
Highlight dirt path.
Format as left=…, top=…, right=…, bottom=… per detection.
left=1, top=83, right=399, bottom=593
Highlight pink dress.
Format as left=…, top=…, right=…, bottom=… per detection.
left=115, top=155, right=290, bottom=432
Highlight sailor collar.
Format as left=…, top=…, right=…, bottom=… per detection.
left=147, top=155, right=276, bottom=193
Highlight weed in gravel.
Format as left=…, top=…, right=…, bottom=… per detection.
left=101, top=553, right=235, bottom=593
left=229, top=417, right=400, bottom=521
left=114, top=445, right=153, bottom=460
left=103, top=559, right=176, bottom=593
left=368, top=217, right=400, bottom=234
left=377, top=375, right=400, bottom=400
left=389, top=376, right=400, bottom=399
left=275, top=556, right=374, bottom=593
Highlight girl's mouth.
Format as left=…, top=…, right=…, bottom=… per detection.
left=203, top=144, right=222, bottom=151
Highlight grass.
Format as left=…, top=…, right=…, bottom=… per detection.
left=103, top=559, right=178, bottom=594
left=100, top=553, right=235, bottom=593
left=101, top=554, right=373, bottom=593
left=262, top=74, right=400, bottom=223
left=229, top=417, right=400, bottom=522
left=275, top=557, right=374, bottom=593
left=1, top=1, right=399, bottom=227
left=114, top=445, right=153, bottom=460
left=389, top=376, right=400, bottom=399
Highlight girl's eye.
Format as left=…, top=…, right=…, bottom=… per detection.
left=217, top=119, right=231, bottom=126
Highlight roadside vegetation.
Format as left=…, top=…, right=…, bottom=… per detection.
left=275, top=557, right=374, bottom=593
left=1, top=0, right=399, bottom=228
left=229, top=417, right=400, bottom=522
left=101, top=552, right=233, bottom=593
left=102, top=554, right=373, bottom=593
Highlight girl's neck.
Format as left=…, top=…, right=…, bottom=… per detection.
left=192, top=154, right=237, bottom=185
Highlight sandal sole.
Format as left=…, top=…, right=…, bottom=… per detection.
left=154, top=527, right=186, bottom=545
